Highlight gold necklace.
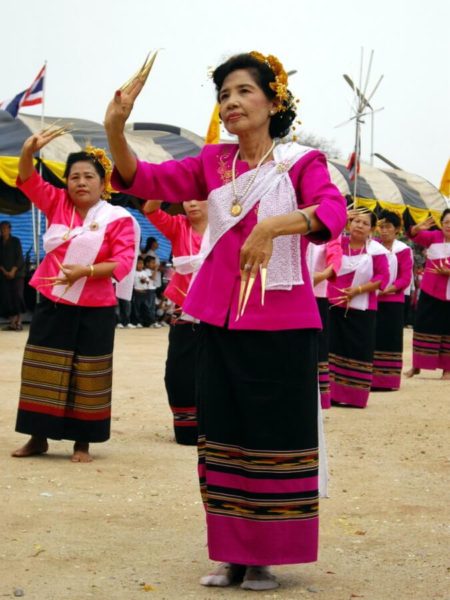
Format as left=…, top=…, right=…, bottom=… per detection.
left=230, top=140, right=275, bottom=217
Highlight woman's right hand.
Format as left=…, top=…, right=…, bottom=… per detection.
left=22, top=128, right=65, bottom=155
left=413, top=216, right=435, bottom=233
left=104, top=79, right=144, bottom=133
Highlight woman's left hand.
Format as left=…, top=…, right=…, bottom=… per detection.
left=429, top=259, right=450, bottom=277
left=239, top=221, right=274, bottom=276
left=53, top=264, right=90, bottom=286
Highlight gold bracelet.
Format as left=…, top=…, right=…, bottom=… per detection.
left=358, top=285, right=362, bottom=294
left=88, top=264, right=94, bottom=277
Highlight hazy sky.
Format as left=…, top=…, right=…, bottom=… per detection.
left=2, top=0, right=449, bottom=187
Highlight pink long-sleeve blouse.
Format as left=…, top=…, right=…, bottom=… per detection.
left=328, top=237, right=390, bottom=311
left=146, top=209, right=202, bottom=307
left=112, top=144, right=347, bottom=330
left=378, top=246, right=413, bottom=304
left=409, top=230, right=450, bottom=301
left=17, top=171, right=136, bottom=307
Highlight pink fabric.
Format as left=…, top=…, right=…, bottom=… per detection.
left=325, top=235, right=343, bottom=275
left=379, top=246, right=413, bottom=304
left=206, top=470, right=318, bottom=494
left=17, top=171, right=135, bottom=307
left=207, top=513, right=318, bottom=565
left=328, top=237, right=390, bottom=310
left=409, top=230, right=449, bottom=301
left=112, top=144, right=347, bottom=330
left=372, top=373, right=401, bottom=390
left=330, top=382, right=369, bottom=408
left=146, top=209, right=202, bottom=307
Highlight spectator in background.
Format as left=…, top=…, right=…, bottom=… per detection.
left=0, top=221, right=25, bottom=331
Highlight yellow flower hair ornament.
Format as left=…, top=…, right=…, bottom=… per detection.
left=249, top=51, right=296, bottom=113
left=84, top=145, right=113, bottom=200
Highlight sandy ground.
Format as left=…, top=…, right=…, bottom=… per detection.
left=0, top=326, right=449, bottom=600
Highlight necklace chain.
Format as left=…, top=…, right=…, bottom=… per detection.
left=230, top=141, right=275, bottom=217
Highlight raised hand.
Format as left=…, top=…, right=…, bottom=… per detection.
left=23, top=122, right=72, bottom=154
left=104, top=52, right=158, bottom=132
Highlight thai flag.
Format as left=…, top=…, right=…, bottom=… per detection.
left=0, top=90, right=27, bottom=117
left=346, top=151, right=360, bottom=181
left=21, top=65, right=46, bottom=107
left=0, top=65, right=45, bottom=117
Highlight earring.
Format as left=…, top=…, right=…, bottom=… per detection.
left=269, top=110, right=275, bottom=116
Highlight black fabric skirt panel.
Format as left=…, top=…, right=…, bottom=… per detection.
left=196, top=324, right=319, bottom=452
left=414, top=291, right=450, bottom=336
left=375, top=302, right=404, bottom=353
left=316, top=297, right=329, bottom=363
left=164, top=321, right=200, bottom=445
left=329, top=307, right=376, bottom=364
left=15, top=298, right=116, bottom=443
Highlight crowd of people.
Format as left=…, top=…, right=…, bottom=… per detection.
left=4, top=48, right=449, bottom=593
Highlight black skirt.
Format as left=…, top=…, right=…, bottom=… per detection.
left=15, top=298, right=116, bottom=442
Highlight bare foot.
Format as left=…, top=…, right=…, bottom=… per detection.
left=71, top=442, right=92, bottom=463
left=404, top=367, right=420, bottom=378
left=441, top=370, right=450, bottom=381
left=11, top=436, right=48, bottom=457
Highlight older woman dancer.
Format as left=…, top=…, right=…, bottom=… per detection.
left=142, top=199, right=208, bottom=445
left=328, top=210, right=389, bottom=407
left=105, top=51, right=346, bottom=590
left=11, top=130, right=138, bottom=462
left=371, top=210, right=413, bottom=390
left=405, top=209, right=450, bottom=380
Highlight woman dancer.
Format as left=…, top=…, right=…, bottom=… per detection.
left=306, top=237, right=342, bottom=408
left=143, top=199, right=207, bottom=445
left=12, top=130, right=138, bottom=462
left=328, top=210, right=389, bottom=407
left=105, top=51, right=346, bottom=590
left=372, top=210, right=413, bottom=390
left=405, top=209, right=450, bottom=379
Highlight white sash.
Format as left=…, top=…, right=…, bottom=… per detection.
left=338, top=239, right=388, bottom=310
left=306, top=243, right=328, bottom=298
left=43, top=201, right=140, bottom=303
left=385, top=239, right=410, bottom=288
left=427, top=242, right=450, bottom=299
left=175, top=142, right=313, bottom=291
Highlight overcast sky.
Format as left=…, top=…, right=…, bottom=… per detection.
left=1, top=0, right=449, bottom=187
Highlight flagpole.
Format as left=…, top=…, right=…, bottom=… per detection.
left=35, top=60, right=47, bottom=273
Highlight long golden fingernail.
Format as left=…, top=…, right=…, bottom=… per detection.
left=240, top=274, right=256, bottom=317
left=260, top=267, right=267, bottom=306
left=236, top=272, right=247, bottom=320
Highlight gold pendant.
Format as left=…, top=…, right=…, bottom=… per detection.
left=231, top=203, right=242, bottom=217
left=89, top=222, right=99, bottom=231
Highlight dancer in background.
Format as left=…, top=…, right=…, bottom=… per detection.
left=142, top=199, right=207, bottom=445
left=12, top=130, right=138, bottom=462
left=405, top=209, right=450, bottom=380
left=306, top=236, right=342, bottom=408
left=328, top=210, right=389, bottom=408
left=371, top=210, right=413, bottom=390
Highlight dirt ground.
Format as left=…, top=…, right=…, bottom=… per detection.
left=0, top=326, right=449, bottom=600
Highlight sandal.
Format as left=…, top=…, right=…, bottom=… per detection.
left=240, top=566, right=279, bottom=591
left=200, top=562, right=246, bottom=587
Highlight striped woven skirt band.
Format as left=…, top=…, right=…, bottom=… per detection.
left=15, top=298, right=116, bottom=443
left=164, top=321, right=200, bottom=445
left=412, top=291, right=450, bottom=371
left=329, top=306, right=377, bottom=408
left=372, top=302, right=405, bottom=390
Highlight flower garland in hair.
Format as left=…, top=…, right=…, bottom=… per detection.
left=250, top=51, right=295, bottom=113
left=84, top=145, right=113, bottom=200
